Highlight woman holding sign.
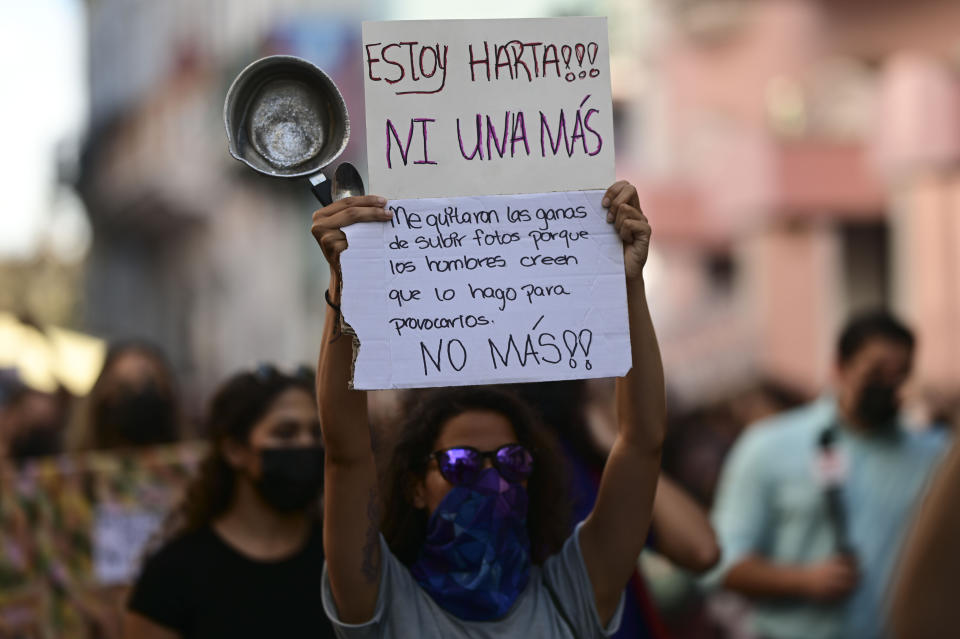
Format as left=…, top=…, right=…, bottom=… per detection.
left=313, top=180, right=663, bottom=638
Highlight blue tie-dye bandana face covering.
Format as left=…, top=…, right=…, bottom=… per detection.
left=410, top=467, right=532, bottom=621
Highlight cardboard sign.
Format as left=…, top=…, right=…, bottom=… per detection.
left=340, top=190, right=630, bottom=389
left=362, top=17, right=614, bottom=198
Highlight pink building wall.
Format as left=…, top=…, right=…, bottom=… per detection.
left=637, top=0, right=960, bottom=403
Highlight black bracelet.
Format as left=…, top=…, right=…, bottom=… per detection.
left=324, top=289, right=341, bottom=312
left=325, top=289, right=342, bottom=342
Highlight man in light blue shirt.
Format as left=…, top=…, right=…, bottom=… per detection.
left=704, top=311, right=947, bottom=639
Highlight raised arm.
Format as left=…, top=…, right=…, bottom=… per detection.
left=580, top=180, right=667, bottom=623
left=312, top=195, right=393, bottom=623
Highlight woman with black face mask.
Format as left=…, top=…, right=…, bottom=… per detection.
left=67, top=341, right=181, bottom=451
left=124, top=366, right=335, bottom=639
left=313, top=181, right=665, bottom=638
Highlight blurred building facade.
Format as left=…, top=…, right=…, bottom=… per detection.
left=608, top=0, right=960, bottom=410
left=78, top=0, right=371, bottom=412
left=75, top=0, right=960, bottom=416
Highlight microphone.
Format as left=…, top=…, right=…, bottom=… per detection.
left=817, top=427, right=854, bottom=557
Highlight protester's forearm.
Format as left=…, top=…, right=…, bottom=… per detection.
left=724, top=555, right=809, bottom=599
left=615, top=278, right=666, bottom=452
left=317, top=273, right=370, bottom=461
left=580, top=276, right=665, bottom=619
left=318, top=272, right=381, bottom=622
left=652, top=475, right=720, bottom=573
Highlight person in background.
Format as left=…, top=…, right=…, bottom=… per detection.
left=314, top=181, right=665, bottom=637
left=656, top=381, right=806, bottom=639
left=661, top=381, right=808, bottom=510
left=68, top=341, right=181, bottom=451
left=0, top=384, right=68, bottom=460
left=510, top=380, right=720, bottom=639
left=125, top=366, right=335, bottom=639
left=704, top=311, right=947, bottom=639
left=889, top=439, right=960, bottom=639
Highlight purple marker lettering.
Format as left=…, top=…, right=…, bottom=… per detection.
left=456, top=116, right=484, bottom=160
left=528, top=42, right=543, bottom=77
left=365, top=43, right=382, bottom=81
left=494, top=44, right=514, bottom=80
left=402, top=41, right=420, bottom=82
left=486, top=112, right=510, bottom=158
left=436, top=45, right=448, bottom=88
left=569, top=94, right=591, bottom=155
left=539, top=110, right=568, bottom=157
left=413, top=118, right=438, bottom=165
left=419, top=46, right=438, bottom=78
left=542, top=44, right=560, bottom=79
left=569, top=111, right=585, bottom=155
left=575, top=43, right=586, bottom=66
left=396, top=45, right=447, bottom=95
left=584, top=108, right=602, bottom=156
left=382, top=43, right=405, bottom=84
left=511, top=111, right=530, bottom=156
left=386, top=119, right=416, bottom=168
left=507, top=40, right=532, bottom=82
left=587, top=42, right=599, bottom=64
left=468, top=42, right=490, bottom=82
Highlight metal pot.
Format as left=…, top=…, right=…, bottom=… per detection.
left=224, top=55, right=356, bottom=203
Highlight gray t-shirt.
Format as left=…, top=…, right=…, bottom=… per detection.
left=321, top=522, right=624, bottom=638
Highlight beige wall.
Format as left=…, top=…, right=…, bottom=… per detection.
left=744, top=220, right=840, bottom=394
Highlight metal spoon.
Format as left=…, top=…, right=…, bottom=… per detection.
left=331, top=162, right=365, bottom=201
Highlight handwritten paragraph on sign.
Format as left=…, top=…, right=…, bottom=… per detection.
left=362, top=17, right=614, bottom=198
left=339, top=190, right=630, bottom=389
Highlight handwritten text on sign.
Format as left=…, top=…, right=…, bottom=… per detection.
left=340, top=190, right=630, bottom=389
left=362, top=18, right=614, bottom=198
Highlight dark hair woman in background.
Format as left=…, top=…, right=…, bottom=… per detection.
left=68, top=340, right=181, bottom=451
left=124, top=367, right=334, bottom=639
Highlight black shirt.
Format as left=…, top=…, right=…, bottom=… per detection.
left=128, top=524, right=335, bottom=639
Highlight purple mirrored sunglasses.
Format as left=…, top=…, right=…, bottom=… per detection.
left=426, top=444, right=535, bottom=485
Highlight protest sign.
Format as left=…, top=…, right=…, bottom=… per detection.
left=346, top=17, right=629, bottom=389
left=362, top=17, right=614, bottom=198
left=341, top=190, right=630, bottom=388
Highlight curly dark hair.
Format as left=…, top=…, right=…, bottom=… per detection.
left=507, top=380, right=607, bottom=469
left=173, top=366, right=315, bottom=534
left=381, top=386, right=572, bottom=566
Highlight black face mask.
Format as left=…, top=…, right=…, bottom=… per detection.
left=855, top=381, right=900, bottom=428
left=96, top=382, right=177, bottom=447
left=10, top=426, right=61, bottom=461
left=254, top=446, right=325, bottom=513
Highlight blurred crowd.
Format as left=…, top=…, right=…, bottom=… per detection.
left=4, top=2, right=960, bottom=636
left=0, top=308, right=955, bottom=639
left=0, top=341, right=181, bottom=463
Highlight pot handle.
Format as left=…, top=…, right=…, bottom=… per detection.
left=310, top=174, right=333, bottom=206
